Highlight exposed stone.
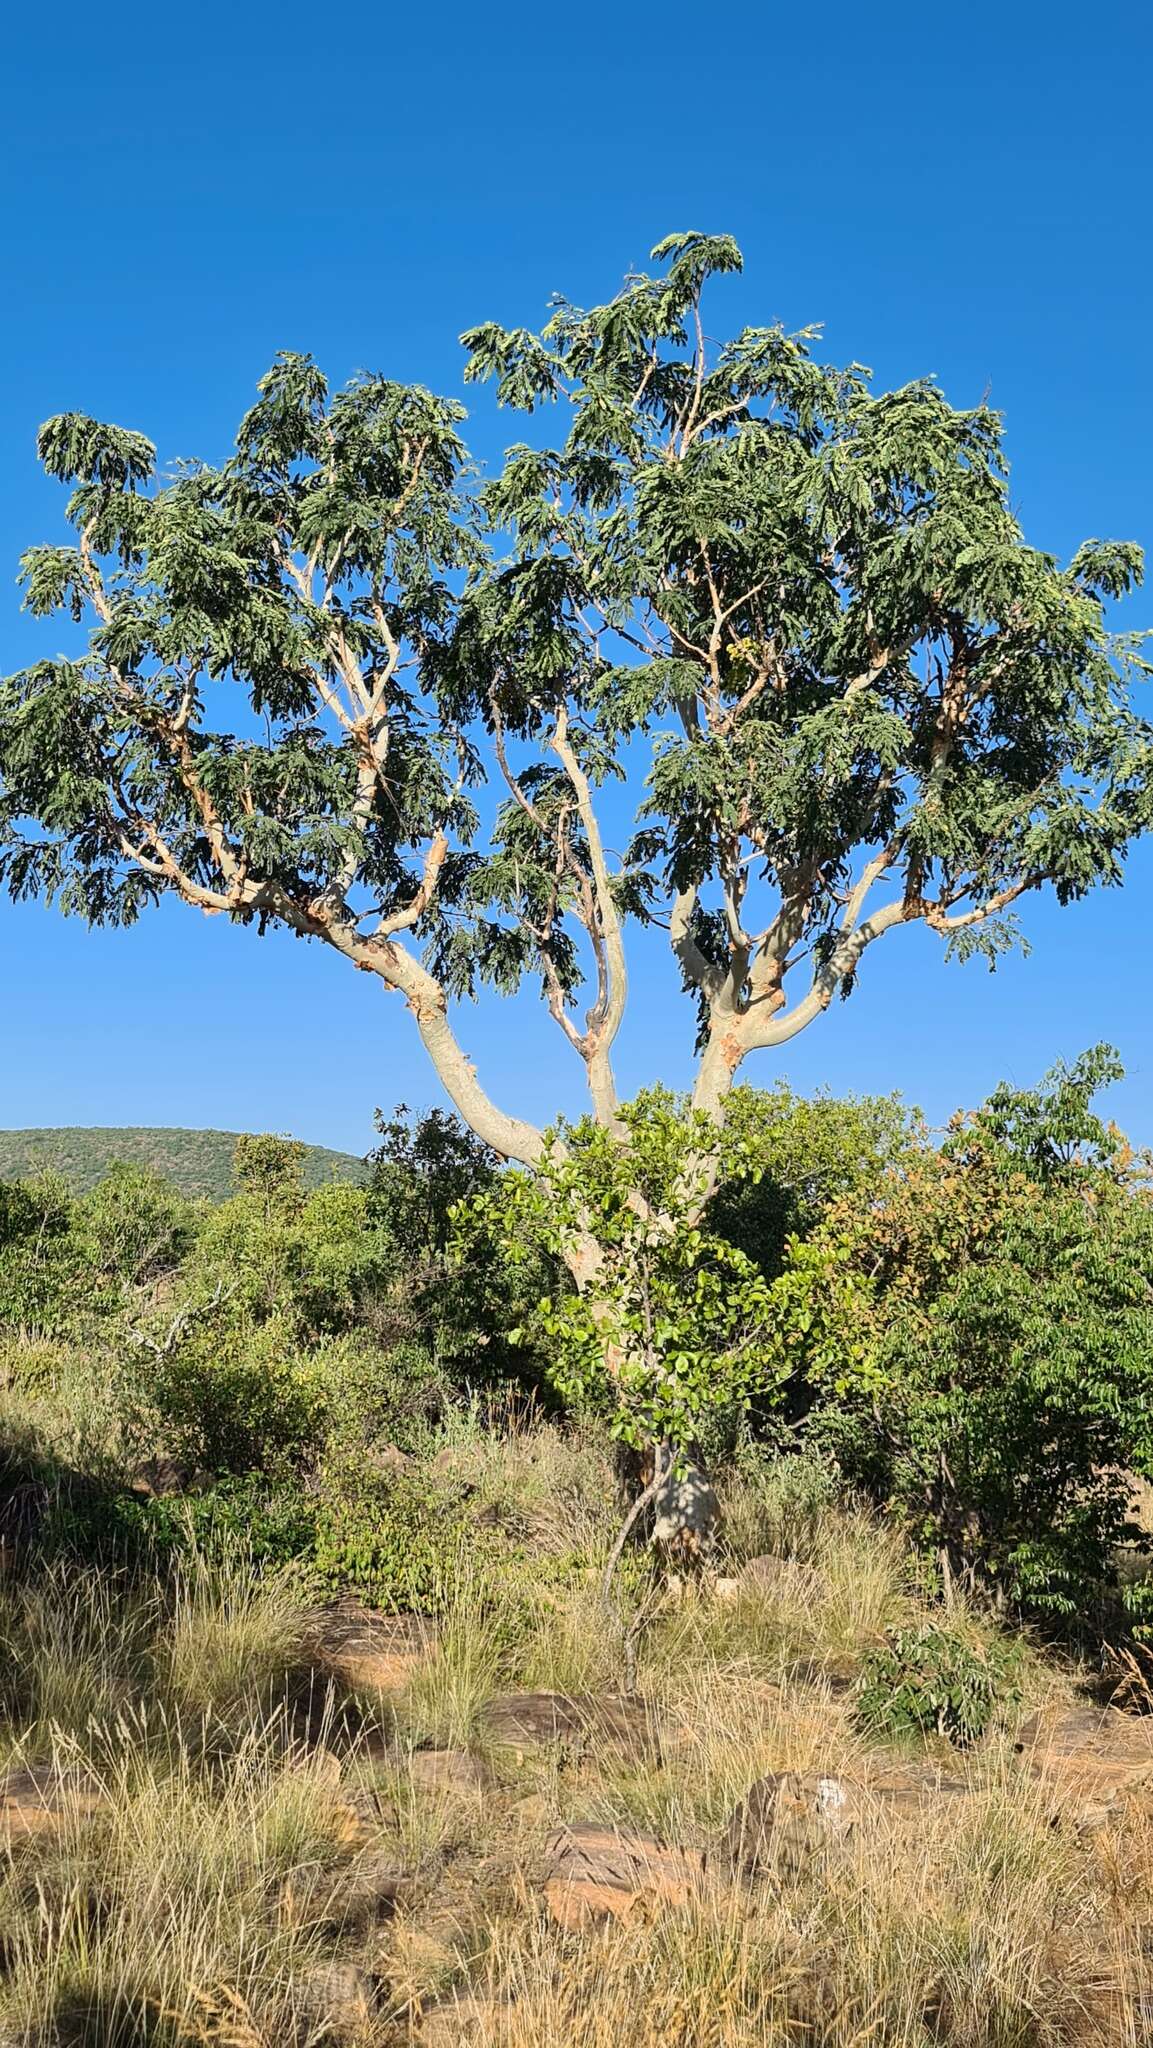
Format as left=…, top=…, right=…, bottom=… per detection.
left=407, top=1748, right=491, bottom=1794
left=1016, top=1704, right=1153, bottom=1825
left=651, top=1453, right=719, bottom=1561
left=508, top=1790, right=550, bottom=1827
left=0, top=1760, right=107, bottom=1841
left=421, top=1990, right=516, bottom=2044
left=309, top=1596, right=438, bottom=1695
left=127, top=1456, right=206, bottom=1497
left=863, top=1759, right=971, bottom=1813
left=326, top=1780, right=396, bottom=1848
left=721, top=1761, right=969, bottom=1880
left=301, top=1961, right=384, bottom=2035
left=542, top=1820, right=705, bottom=1927
left=280, top=1848, right=409, bottom=1933
left=721, top=1769, right=857, bottom=1879
left=482, top=1690, right=660, bottom=1760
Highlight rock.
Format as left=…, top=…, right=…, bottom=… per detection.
left=280, top=1848, right=409, bottom=1933
left=421, top=1991, right=516, bottom=2044
left=128, top=1456, right=205, bottom=1497
left=1016, top=1705, right=1153, bottom=1824
left=862, top=1759, right=970, bottom=1813
left=482, top=1690, right=660, bottom=1760
left=309, top=1597, right=438, bottom=1695
left=542, top=1821, right=705, bottom=1928
left=721, top=1760, right=968, bottom=1880
left=327, top=1781, right=395, bottom=1847
left=0, top=1761, right=107, bottom=1841
left=651, top=1453, right=719, bottom=1561
left=407, top=1748, right=490, bottom=1794
left=301, top=1961, right=383, bottom=2035
left=721, top=1770, right=858, bottom=1879
left=508, top=1791, right=550, bottom=1827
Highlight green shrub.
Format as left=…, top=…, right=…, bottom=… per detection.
left=139, top=1313, right=326, bottom=1477
left=127, top=1479, right=319, bottom=1575
left=312, top=1457, right=471, bottom=1612
left=776, top=1050, right=1153, bottom=1629
left=0, top=1172, right=84, bottom=1334
left=74, top=1162, right=197, bottom=1292
left=857, top=1622, right=1022, bottom=1745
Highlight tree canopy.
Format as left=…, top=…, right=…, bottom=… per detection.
left=2, top=231, right=1149, bottom=1170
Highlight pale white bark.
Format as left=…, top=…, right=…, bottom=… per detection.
left=551, top=709, right=628, bottom=1128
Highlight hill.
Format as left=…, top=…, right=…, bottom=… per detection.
left=0, top=1126, right=369, bottom=1201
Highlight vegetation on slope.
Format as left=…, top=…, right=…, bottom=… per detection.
left=0, top=1125, right=367, bottom=1200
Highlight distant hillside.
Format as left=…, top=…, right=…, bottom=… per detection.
left=0, top=1127, right=369, bottom=1202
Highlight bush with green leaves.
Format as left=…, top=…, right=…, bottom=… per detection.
left=368, top=1103, right=550, bottom=1383
left=4, top=231, right=1149, bottom=1489
left=467, top=1088, right=791, bottom=1459
left=776, top=1048, right=1153, bottom=1627
left=858, top=1622, right=1022, bottom=1745
left=707, top=1083, right=919, bottom=1282
left=0, top=1171, right=80, bottom=1334
left=73, top=1162, right=197, bottom=1295
left=0, top=1162, right=195, bottom=1341
left=125, top=1135, right=438, bottom=1476
left=312, top=1454, right=472, bottom=1613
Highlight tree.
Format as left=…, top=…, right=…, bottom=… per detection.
left=2, top=232, right=1149, bottom=1461
left=367, top=1102, right=542, bottom=1384
left=232, top=1133, right=307, bottom=1215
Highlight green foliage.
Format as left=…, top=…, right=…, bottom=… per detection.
left=231, top=1132, right=307, bottom=1209
left=74, top=1162, right=196, bottom=1290
left=0, top=1163, right=197, bottom=1340
left=369, top=1103, right=497, bottom=1258
left=0, top=1171, right=83, bottom=1333
left=312, top=1456, right=470, bottom=1612
left=709, top=1083, right=919, bottom=1280
left=858, top=1623, right=1022, bottom=1745
left=1, top=232, right=1147, bottom=1163
left=139, top=1315, right=329, bottom=1477
left=48, top=1473, right=319, bottom=1580
left=776, top=1049, right=1153, bottom=1625
left=470, top=1089, right=788, bottom=1453
left=367, top=1103, right=546, bottom=1381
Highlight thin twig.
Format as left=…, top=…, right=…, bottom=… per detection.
left=600, top=1445, right=670, bottom=1609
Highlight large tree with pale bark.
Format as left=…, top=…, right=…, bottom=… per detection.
left=2, top=233, right=1149, bottom=1452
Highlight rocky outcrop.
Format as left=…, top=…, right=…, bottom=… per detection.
left=308, top=1597, right=438, bottom=1695
left=482, top=1690, right=660, bottom=1760
left=722, top=1760, right=970, bottom=1878
left=1015, top=1704, right=1153, bottom=1827
left=541, top=1821, right=706, bottom=1927
left=0, top=1760, right=107, bottom=1841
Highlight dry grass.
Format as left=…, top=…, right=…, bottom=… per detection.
left=0, top=1715, right=360, bottom=2045
left=1, top=1428, right=1149, bottom=2046
left=159, top=1553, right=312, bottom=1733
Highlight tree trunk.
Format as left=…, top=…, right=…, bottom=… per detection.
left=565, top=1238, right=723, bottom=1563
left=617, top=1440, right=721, bottom=1564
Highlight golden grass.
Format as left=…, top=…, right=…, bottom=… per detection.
left=1, top=1429, right=1149, bottom=2046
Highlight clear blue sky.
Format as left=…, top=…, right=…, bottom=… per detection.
left=2, top=0, right=1150, bottom=1154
